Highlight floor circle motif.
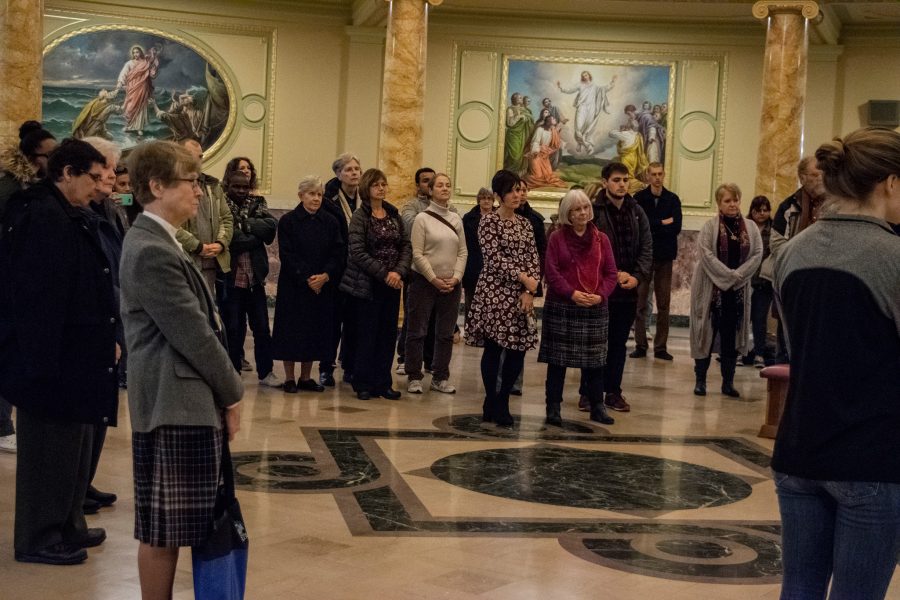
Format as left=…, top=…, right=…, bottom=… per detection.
left=430, top=446, right=752, bottom=510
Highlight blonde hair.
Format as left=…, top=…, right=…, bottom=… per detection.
left=714, top=183, right=742, bottom=204
left=557, top=189, right=593, bottom=226
left=82, top=136, right=122, bottom=167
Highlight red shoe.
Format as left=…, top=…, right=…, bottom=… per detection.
left=604, top=392, right=631, bottom=412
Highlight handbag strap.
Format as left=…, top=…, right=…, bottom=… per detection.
left=220, top=436, right=237, bottom=501
left=423, top=210, right=458, bottom=238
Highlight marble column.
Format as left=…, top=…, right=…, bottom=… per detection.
left=377, top=0, right=440, bottom=204
left=0, top=0, right=44, bottom=148
left=752, top=1, right=819, bottom=202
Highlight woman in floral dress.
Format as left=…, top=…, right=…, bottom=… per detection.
left=466, top=169, right=540, bottom=427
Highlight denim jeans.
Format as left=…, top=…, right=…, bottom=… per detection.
left=750, top=282, right=773, bottom=359
left=775, top=472, right=900, bottom=599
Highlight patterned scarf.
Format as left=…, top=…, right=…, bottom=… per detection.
left=711, top=214, right=750, bottom=325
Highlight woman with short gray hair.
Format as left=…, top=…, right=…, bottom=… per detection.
left=539, top=189, right=618, bottom=426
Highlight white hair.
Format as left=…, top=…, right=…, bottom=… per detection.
left=81, top=136, right=122, bottom=167
left=557, top=189, right=593, bottom=226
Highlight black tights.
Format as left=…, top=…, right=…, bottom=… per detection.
left=546, top=364, right=603, bottom=405
left=481, top=339, right=525, bottom=424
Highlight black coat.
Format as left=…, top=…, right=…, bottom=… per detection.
left=462, top=205, right=487, bottom=290
left=0, top=181, right=118, bottom=424
left=634, top=185, right=682, bottom=261
left=516, top=201, right=548, bottom=296
left=339, top=201, right=411, bottom=301
left=226, top=194, right=277, bottom=286
left=591, top=191, right=653, bottom=302
left=272, top=205, right=344, bottom=361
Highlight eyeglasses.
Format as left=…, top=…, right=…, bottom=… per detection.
left=174, top=178, right=202, bottom=188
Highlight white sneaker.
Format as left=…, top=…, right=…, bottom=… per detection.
left=396, top=363, right=406, bottom=375
left=259, top=372, right=284, bottom=388
left=0, top=434, right=16, bottom=453
left=407, top=379, right=423, bottom=394
left=430, top=379, right=456, bottom=394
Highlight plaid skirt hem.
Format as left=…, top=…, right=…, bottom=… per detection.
left=537, top=300, right=609, bottom=368
left=132, top=425, right=222, bottom=548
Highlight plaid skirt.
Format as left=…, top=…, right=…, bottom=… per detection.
left=537, top=300, right=609, bottom=368
left=132, top=425, right=222, bottom=547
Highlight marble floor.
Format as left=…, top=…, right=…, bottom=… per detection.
left=2, top=326, right=899, bottom=599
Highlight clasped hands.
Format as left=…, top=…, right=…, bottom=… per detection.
left=430, top=276, right=459, bottom=294
left=307, top=273, right=329, bottom=294
left=571, top=291, right=603, bottom=307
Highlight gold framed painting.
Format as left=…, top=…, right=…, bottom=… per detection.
left=499, top=54, right=676, bottom=201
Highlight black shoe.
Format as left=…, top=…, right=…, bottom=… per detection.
left=654, top=350, right=674, bottom=361
left=494, top=415, right=515, bottom=429
left=297, top=379, right=325, bottom=392
left=356, top=391, right=371, bottom=400
left=629, top=348, right=647, bottom=358
left=75, top=528, right=106, bottom=548
left=589, top=403, right=615, bottom=425
left=694, top=381, right=707, bottom=396
left=319, top=372, right=336, bottom=387
left=721, top=383, right=741, bottom=398
left=741, top=353, right=755, bottom=366
left=117, top=377, right=127, bottom=389
left=510, top=389, right=523, bottom=396
left=82, top=498, right=101, bottom=515
left=283, top=380, right=298, bottom=393
left=545, top=402, right=562, bottom=427
left=578, top=395, right=590, bottom=412
left=375, top=388, right=402, bottom=400
left=15, top=543, right=87, bottom=565
left=86, top=486, right=117, bottom=507
left=342, top=372, right=354, bottom=384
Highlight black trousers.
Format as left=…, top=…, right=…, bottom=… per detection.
left=222, top=284, right=275, bottom=378
left=604, top=300, right=637, bottom=395
left=0, top=395, right=13, bottom=436
left=352, top=285, right=401, bottom=393
left=481, top=339, right=525, bottom=419
left=546, top=364, right=603, bottom=404
left=695, top=291, right=739, bottom=381
left=322, top=290, right=357, bottom=376
left=88, top=423, right=107, bottom=488
left=15, top=410, right=92, bottom=553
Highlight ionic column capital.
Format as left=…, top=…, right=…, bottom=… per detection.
left=752, top=1, right=820, bottom=20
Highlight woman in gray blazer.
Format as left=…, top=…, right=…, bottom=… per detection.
left=120, top=141, right=243, bottom=600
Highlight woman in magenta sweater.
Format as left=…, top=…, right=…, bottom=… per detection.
left=538, top=189, right=618, bottom=426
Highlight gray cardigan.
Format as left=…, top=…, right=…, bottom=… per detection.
left=120, top=214, right=243, bottom=432
left=688, top=215, right=763, bottom=359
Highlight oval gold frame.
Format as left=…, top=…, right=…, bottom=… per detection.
left=43, top=24, right=238, bottom=161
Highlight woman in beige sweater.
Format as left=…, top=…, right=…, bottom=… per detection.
left=405, top=173, right=468, bottom=394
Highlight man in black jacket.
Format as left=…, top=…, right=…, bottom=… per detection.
left=0, top=139, right=114, bottom=565
left=588, top=162, right=653, bottom=412
left=220, top=172, right=281, bottom=387
left=632, top=162, right=681, bottom=360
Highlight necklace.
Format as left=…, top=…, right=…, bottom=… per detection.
left=722, top=219, right=739, bottom=241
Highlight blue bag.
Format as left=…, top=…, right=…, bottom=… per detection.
left=192, top=440, right=249, bottom=600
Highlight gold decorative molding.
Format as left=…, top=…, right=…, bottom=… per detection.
left=752, top=1, right=820, bottom=21
left=382, top=0, right=443, bottom=4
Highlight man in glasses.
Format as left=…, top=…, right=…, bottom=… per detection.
left=0, top=139, right=115, bottom=565
left=174, top=136, right=233, bottom=298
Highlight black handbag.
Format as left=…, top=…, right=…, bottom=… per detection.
left=192, top=438, right=249, bottom=599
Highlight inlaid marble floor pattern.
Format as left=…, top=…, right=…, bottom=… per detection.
left=2, top=327, right=899, bottom=599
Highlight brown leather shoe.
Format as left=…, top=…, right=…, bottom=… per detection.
left=604, top=392, right=631, bottom=412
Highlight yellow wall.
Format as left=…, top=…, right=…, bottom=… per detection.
left=44, top=1, right=900, bottom=218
